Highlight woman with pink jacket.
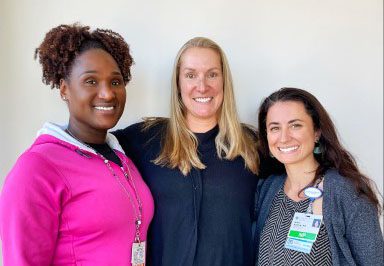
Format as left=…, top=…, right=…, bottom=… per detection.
left=0, top=24, right=154, bottom=265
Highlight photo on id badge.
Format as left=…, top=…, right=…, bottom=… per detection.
left=312, top=219, right=321, bottom=228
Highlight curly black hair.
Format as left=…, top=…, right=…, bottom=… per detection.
left=34, top=23, right=133, bottom=89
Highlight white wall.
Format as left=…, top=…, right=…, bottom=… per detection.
left=0, top=0, right=382, bottom=262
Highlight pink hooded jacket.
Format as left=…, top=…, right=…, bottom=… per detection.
left=0, top=122, right=154, bottom=265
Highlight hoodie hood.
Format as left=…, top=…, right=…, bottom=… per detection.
left=37, top=122, right=125, bottom=155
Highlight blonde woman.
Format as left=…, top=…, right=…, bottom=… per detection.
left=114, top=37, right=261, bottom=266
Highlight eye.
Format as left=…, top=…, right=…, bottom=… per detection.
left=269, top=126, right=280, bottom=132
left=111, top=79, right=122, bottom=86
left=85, top=79, right=96, bottom=85
left=290, top=123, right=302, bottom=129
left=207, top=71, right=219, bottom=78
left=185, top=73, right=195, bottom=79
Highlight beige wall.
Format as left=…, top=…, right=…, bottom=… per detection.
left=0, top=0, right=383, bottom=261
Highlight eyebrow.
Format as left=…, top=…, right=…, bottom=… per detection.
left=267, top=122, right=279, bottom=127
left=288, top=119, right=304, bottom=123
left=267, top=119, right=304, bottom=127
left=79, top=70, right=122, bottom=77
left=181, top=67, right=221, bottom=72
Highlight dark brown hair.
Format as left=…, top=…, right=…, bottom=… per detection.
left=34, top=23, right=133, bottom=88
left=258, top=87, right=381, bottom=213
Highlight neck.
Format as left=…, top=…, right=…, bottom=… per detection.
left=284, top=160, right=319, bottom=198
left=67, top=124, right=107, bottom=144
left=186, top=115, right=218, bottom=133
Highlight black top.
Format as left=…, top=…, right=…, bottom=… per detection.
left=87, top=142, right=122, bottom=167
left=114, top=121, right=259, bottom=266
left=258, top=188, right=332, bottom=265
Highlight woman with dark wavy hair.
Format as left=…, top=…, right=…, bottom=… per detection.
left=254, top=87, right=383, bottom=265
left=0, top=24, right=154, bottom=265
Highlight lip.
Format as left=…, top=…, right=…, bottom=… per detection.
left=278, top=145, right=299, bottom=153
left=193, top=97, right=213, bottom=103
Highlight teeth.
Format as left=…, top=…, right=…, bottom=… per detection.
left=194, top=97, right=212, bottom=103
left=278, top=146, right=298, bottom=152
left=95, top=106, right=114, bottom=111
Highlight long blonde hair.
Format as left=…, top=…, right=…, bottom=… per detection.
left=147, top=37, right=259, bottom=175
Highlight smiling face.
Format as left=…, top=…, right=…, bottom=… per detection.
left=178, top=47, right=224, bottom=132
left=60, top=48, right=126, bottom=143
left=266, top=101, right=320, bottom=168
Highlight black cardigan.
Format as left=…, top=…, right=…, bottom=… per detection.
left=114, top=121, right=259, bottom=266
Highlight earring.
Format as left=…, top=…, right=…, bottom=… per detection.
left=313, top=140, right=322, bottom=154
left=62, top=96, right=67, bottom=101
left=269, top=151, right=274, bottom=158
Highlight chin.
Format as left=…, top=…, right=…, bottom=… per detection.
left=95, top=121, right=119, bottom=131
left=196, top=112, right=217, bottom=118
left=274, top=156, right=297, bottom=165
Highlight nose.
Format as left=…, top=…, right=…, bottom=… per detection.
left=98, top=82, right=115, bottom=100
left=279, top=127, right=291, bottom=143
left=196, top=76, right=208, bottom=93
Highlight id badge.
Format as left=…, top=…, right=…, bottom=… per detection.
left=284, top=212, right=322, bottom=254
left=131, top=241, right=146, bottom=266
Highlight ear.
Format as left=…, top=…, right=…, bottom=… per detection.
left=315, top=130, right=321, bottom=142
left=59, top=79, right=69, bottom=101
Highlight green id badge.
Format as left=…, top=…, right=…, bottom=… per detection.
left=284, top=212, right=322, bottom=254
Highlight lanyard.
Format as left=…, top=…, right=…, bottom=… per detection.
left=66, top=129, right=143, bottom=242
left=285, top=175, right=325, bottom=254
left=304, top=175, right=324, bottom=214
left=103, top=157, right=143, bottom=242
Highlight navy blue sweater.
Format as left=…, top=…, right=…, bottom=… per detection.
left=114, top=121, right=258, bottom=266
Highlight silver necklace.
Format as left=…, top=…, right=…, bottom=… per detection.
left=65, top=128, right=143, bottom=242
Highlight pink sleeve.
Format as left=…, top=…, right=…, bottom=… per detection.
left=0, top=152, right=68, bottom=266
